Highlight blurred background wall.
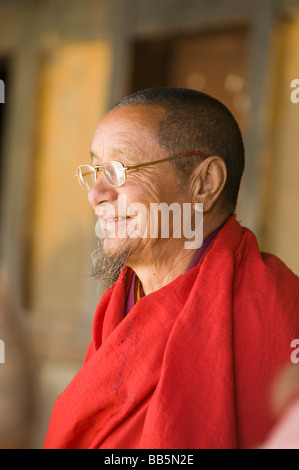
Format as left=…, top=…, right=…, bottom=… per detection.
left=0, top=0, right=298, bottom=448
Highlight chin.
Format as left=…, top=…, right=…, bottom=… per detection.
left=102, top=235, right=136, bottom=259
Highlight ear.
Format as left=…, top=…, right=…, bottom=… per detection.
left=191, top=156, right=227, bottom=212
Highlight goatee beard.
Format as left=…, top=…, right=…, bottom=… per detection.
left=90, top=239, right=132, bottom=284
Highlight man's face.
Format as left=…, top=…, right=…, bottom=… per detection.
left=88, top=105, right=188, bottom=268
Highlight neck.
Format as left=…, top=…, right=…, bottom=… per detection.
left=129, top=242, right=196, bottom=295
left=128, top=214, right=228, bottom=295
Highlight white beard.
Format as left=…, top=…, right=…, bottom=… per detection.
left=90, top=238, right=132, bottom=283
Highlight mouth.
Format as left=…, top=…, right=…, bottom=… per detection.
left=99, top=215, right=134, bottom=235
left=102, top=216, right=130, bottom=222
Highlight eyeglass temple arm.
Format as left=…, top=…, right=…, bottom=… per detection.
left=125, top=151, right=207, bottom=171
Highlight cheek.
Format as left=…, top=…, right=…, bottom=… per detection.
left=122, top=169, right=183, bottom=218
left=123, top=174, right=162, bottom=203
left=118, top=181, right=159, bottom=239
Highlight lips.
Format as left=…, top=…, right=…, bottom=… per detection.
left=102, top=216, right=129, bottom=222
left=99, top=215, right=132, bottom=226
left=95, top=205, right=131, bottom=220
left=99, top=214, right=133, bottom=234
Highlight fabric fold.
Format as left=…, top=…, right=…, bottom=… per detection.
left=43, top=215, right=299, bottom=449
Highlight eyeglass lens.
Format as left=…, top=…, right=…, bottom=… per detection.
left=77, top=161, right=126, bottom=189
left=77, top=165, right=95, bottom=190
left=102, top=161, right=126, bottom=187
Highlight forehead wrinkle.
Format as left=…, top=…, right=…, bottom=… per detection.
left=90, top=107, right=164, bottom=164
left=109, top=142, right=146, bottom=165
left=90, top=144, right=139, bottom=164
left=91, top=138, right=147, bottom=165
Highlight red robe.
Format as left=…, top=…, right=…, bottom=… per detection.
left=43, top=215, right=299, bottom=449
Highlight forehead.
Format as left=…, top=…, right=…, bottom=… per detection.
left=91, top=105, right=164, bottom=159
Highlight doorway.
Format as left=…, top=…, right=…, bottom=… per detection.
left=130, top=24, right=251, bottom=137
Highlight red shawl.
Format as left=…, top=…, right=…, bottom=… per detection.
left=43, top=215, right=299, bottom=449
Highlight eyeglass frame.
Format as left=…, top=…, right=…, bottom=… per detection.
left=75, top=150, right=208, bottom=189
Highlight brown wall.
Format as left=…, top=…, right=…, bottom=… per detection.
left=260, top=14, right=299, bottom=274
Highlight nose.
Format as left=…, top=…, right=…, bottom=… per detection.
left=87, top=177, right=118, bottom=209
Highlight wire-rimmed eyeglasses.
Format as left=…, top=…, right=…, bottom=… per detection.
left=75, top=151, right=207, bottom=190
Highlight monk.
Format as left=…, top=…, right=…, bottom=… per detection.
left=43, top=88, right=299, bottom=449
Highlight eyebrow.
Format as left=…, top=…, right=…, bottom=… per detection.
left=90, top=150, right=97, bottom=162
left=90, top=145, right=136, bottom=164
